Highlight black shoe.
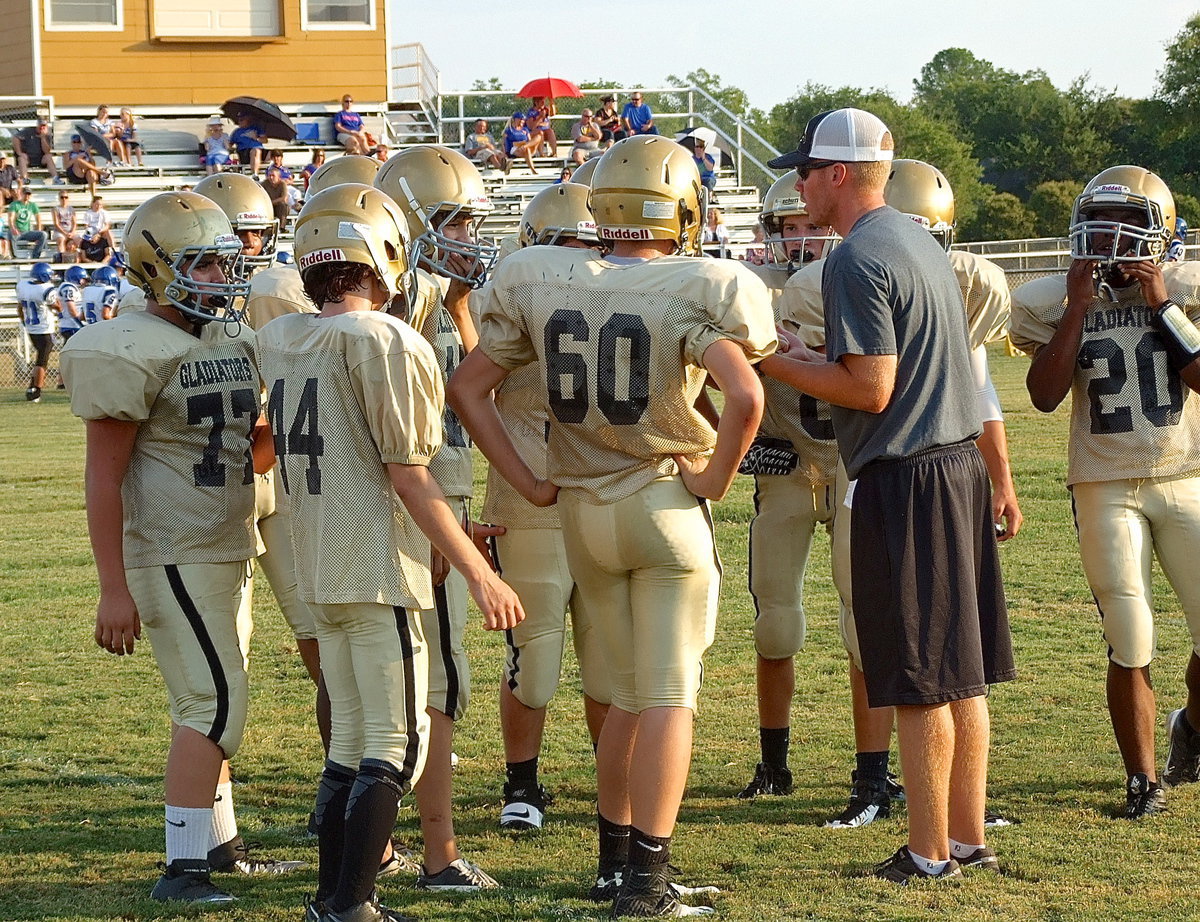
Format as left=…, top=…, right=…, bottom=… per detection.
left=872, top=847, right=963, bottom=885
left=1124, top=773, right=1167, bottom=819
left=150, top=859, right=236, bottom=904
left=984, top=808, right=1019, bottom=827
left=25, top=387, right=40, bottom=402
left=824, top=771, right=891, bottom=828
left=611, top=865, right=715, bottom=917
left=587, top=863, right=624, bottom=902
left=208, top=838, right=308, bottom=875
left=321, top=893, right=415, bottom=922
left=885, top=772, right=906, bottom=802
left=377, top=838, right=421, bottom=877
left=737, top=761, right=793, bottom=798
left=499, top=781, right=552, bottom=830
left=1163, top=708, right=1200, bottom=786
left=955, top=846, right=999, bottom=872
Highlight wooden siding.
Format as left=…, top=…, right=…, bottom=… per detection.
left=39, top=0, right=387, bottom=106
left=0, top=3, right=35, bottom=96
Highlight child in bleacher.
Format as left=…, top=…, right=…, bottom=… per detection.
left=204, top=118, right=232, bottom=175
left=119, top=108, right=143, bottom=168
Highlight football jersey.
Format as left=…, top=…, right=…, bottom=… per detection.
left=748, top=262, right=838, bottom=484
left=1010, top=261, right=1200, bottom=485
left=81, top=283, right=117, bottom=325
left=57, top=281, right=82, bottom=331
left=257, top=309, right=444, bottom=609
left=418, top=271, right=473, bottom=499
left=244, top=265, right=314, bottom=330
left=950, top=249, right=1010, bottom=349
left=61, top=311, right=259, bottom=568
left=116, top=286, right=146, bottom=315
left=16, top=279, right=56, bottom=334
left=479, top=247, right=777, bottom=505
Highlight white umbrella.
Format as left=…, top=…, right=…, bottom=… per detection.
left=675, top=126, right=724, bottom=167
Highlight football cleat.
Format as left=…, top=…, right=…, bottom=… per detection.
left=1163, top=708, right=1200, bottom=787
left=824, top=771, right=891, bottom=829
left=208, top=838, right=307, bottom=875
left=415, top=858, right=500, bottom=891
left=25, top=387, right=41, bottom=403
left=611, top=865, right=715, bottom=917
left=872, top=847, right=963, bottom=885
left=499, top=782, right=552, bottom=830
left=150, top=859, right=236, bottom=904
left=319, top=893, right=416, bottom=922
left=587, top=864, right=624, bottom=903
left=377, top=840, right=422, bottom=878
left=984, top=809, right=1018, bottom=827
left=955, top=846, right=1000, bottom=872
left=737, top=762, right=793, bottom=798
left=1124, top=772, right=1167, bottom=820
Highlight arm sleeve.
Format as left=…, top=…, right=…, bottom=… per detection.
left=684, top=270, right=778, bottom=367
left=970, top=343, right=1003, bottom=423
left=476, top=273, right=538, bottom=371
left=352, top=341, right=445, bottom=466
left=62, top=350, right=159, bottom=422
left=1007, top=285, right=1059, bottom=356
left=823, top=255, right=896, bottom=361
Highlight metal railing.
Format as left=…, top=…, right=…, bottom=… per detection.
left=0, top=96, right=56, bottom=139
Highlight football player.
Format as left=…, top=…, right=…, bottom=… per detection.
left=480, top=184, right=612, bottom=831
left=735, top=173, right=840, bottom=799
left=374, top=145, right=505, bottom=890
left=256, top=184, right=523, bottom=922
left=1012, top=165, right=1200, bottom=818
left=306, top=154, right=382, bottom=199
left=80, top=265, right=118, bottom=324
left=450, top=135, right=776, bottom=917
left=60, top=192, right=304, bottom=904
left=57, top=264, right=87, bottom=343
left=16, top=261, right=56, bottom=401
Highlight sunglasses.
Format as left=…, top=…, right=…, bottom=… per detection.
left=797, top=161, right=839, bottom=181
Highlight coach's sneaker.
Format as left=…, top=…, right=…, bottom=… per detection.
left=1124, top=772, right=1167, bottom=820
left=737, top=761, right=793, bottom=798
left=25, top=387, right=41, bottom=403
left=150, top=859, right=236, bottom=904
left=872, top=847, right=963, bottom=885
left=824, top=771, right=891, bottom=829
left=415, top=857, right=500, bottom=891
left=611, top=865, right=715, bottom=917
left=209, top=838, right=308, bottom=875
left=984, top=809, right=1018, bottom=827
left=499, top=781, right=552, bottom=830
left=954, top=846, right=1000, bottom=872
left=1163, top=708, right=1200, bottom=786
left=377, top=839, right=422, bottom=878
left=319, top=893, right=416, bottom=922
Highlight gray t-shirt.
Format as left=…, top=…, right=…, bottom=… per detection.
left=823, top=205, right=979, bottom=478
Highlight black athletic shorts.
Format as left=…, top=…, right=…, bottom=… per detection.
left=850, top=440, right=1015, bottom=708
left=29, top=332, right=53, bottom=367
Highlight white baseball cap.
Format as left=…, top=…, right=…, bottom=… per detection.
left=768, top=108, right=894, bottom=170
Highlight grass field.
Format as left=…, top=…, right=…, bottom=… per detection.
left=1, top=347, right=1196, bottom=922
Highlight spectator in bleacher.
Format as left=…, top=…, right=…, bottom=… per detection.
left=64, top=135, right=114, bottom=195
left=595, top=94, right=625, bottom=149
left=81, top=195, right=115, bottom=255
left=203, top=117, right=233, bottom=174
left=261, top=165, right=291, bottom=230
left=89, top=105, right=127, bottom=167
left=302, top=148, right=326, bottom=190
left=465, top=119, right=509, bottom=173
left=621, top=92, right=658, bottom=136
left=742, top=224, right=768, bottom=266
left=231, top=114, right=265, bottom=178
left=690, top=140, right=717, bottom=194
left=0, top=152, right=22, bottom=208
left=555, top=165, right=573, bottom=184
left=569, top=109, right=603, bottom=165
left=13, top=120, right=59, bottom=184
left=525, top=96, right=558, bottom=157
left=267, top=149, right=294, bottom=185
left=373, top=141, right=390, bottom=162
left=118, top=108, right=143, bottom=167
left=7, top=187, right=47, bottom=258
left=504, top=112, right=539, bottom=174
left=52, top=191, right=81, bottom=263
left=702, top=205, right=729, bottom=249
left=333, top=93, right=370, bottom=155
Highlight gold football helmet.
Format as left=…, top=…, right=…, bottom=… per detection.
left=570, top=156, right=600, bottom=187
left=884, top=159, right=956, bottom=250
left=590, top=135, right=703, bottom=255
left=292, top=183, right=415, bottom=309
left=374, top=145, right=497, bottom=286
left=306, top=155, right=382, bottom=197
left=760, top=170, right=838, bottom=266
left=123, top=191, right=247, bottom=325
left=518, top=183, right=599, bottom=248
left=1070, top=165, right=1175, bottom=265
left=194, top=172, right=278, bottom=273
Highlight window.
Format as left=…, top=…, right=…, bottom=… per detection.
left=45, top=0, right=121, bottom=30
left=153, top=0, right=280, bottom=38
left=303, top=0, right=374, bottom=29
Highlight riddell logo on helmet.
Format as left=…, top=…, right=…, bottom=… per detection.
left=1095, top=184, right=1131, bottom=194
left=599, top=226, right=654, bottom=240
left=298, top=248, right=347, bottom=270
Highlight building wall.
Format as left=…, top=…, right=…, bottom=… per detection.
left=39, top=0, right=388, bottom=107
left=0, top=3, right=35, bottom=96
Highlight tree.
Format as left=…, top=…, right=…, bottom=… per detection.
left=1158, top=13, right=1200, bottom=111
left=959, top=186, right=1037, bottom=242
left=1027, top=180, right=1079, bottom=237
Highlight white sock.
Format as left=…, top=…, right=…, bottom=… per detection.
left=165, top=805, right=214, bottom=864
left=950, top=838, right=984, bottom=859
left=907, top=848, right=951, bottom=875
left=210, top=781, right=238, bottom=850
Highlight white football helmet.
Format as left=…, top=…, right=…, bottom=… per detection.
left=1070, top=165, right=1175, bottom=265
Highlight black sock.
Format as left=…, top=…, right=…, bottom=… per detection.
left=505, top=757, right=539, bottom=791
left=329, top=760, right=405, bottom=912
left=1180, top=710, right=1199, bottom=737
left=598, top=813, right=630, bottom=869
left=628, top=826, right=671, bottom=868
left=855, top=750, right=890, bottom=783
left=760, top=727, right=790, bottom=769
left=313, top=761, right=356, bottom=903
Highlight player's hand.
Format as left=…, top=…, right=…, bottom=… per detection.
left=775, top=326, right=822, bottom=363
left=524, top=478, right=560, bottom=507
left=673, top=452, right=729, bottom=501
left=95, top=588, right=141, bottom=656
left=444, top=252, right=485, bottom=289
left=991, top=483, right=1023, bottom=542
left=1066, top=259, right=1100, bottom=309
left=468, top=520, right=505, bottom=571
left=469, top=572, right=525, bottom=631
left=431, top=549, right=450, bottom=587
left=1120, top=259, right=1169, bottom=309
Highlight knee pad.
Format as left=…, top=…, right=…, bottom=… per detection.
left=505, top=629, right=565, bottom=710
left=313, top=760, right=356, bottom=832
left=753, top=607, right=806, bottom=660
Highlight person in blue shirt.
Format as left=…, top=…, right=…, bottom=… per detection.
left=524, top=96, right=557, bottom=157
left=231, top=115, right=265, bottom=178
left=691, top=140, right=717, bottom=192
left=621, top=93, right=657, bottom=136
left=504, top=113, right=539, bottom=174
left=333, top=93, right=370, bottom=154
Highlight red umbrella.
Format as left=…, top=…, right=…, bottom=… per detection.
left=516, top=77, right=583, bottom=99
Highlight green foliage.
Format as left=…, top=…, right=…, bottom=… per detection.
left=960, top=186, right=1037, bottom=242
left=1158, top=13, right=1200, bottom=110
left=1027, top=180, right=1080, bottom=238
